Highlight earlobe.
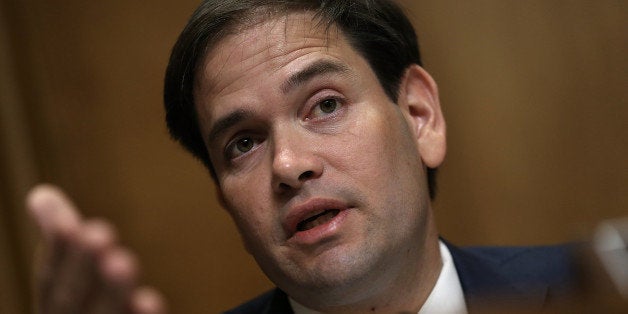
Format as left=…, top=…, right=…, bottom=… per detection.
left=398, top=64, right=447, bottom=168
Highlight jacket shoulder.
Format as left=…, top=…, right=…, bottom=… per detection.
left=463, top=244, right=577, bottom=287
left=447, top=241, right=579, bottom=307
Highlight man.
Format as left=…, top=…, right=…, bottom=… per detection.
left=27, top=1, right=575, bottom=313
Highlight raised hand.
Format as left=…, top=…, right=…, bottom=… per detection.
left=27, top=185, right=167, bottom=314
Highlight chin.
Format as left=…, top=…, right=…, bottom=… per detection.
left=273, top=245, right=388, bottom=305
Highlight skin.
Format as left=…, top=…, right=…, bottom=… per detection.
left=194, top=12, right=447, bottom=313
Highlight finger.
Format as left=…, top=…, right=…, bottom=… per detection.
left=45, top=245, right=97, bottom=314
left=26, top=184, right=81, bottom=241
left=27, top=184, right=81, bottom=282
left=45, top=219, right=118, bottom=314
left=100, top=246, right=138, bottom=286
left=26, top=185, right=84, bottom=313
left=131, top=287, right=167, bottom=314
left=88, top=247, right=139, bottom=313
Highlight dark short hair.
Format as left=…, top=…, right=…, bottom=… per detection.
left=164, top=0, right=438, bottom=198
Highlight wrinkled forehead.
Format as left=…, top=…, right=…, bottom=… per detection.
left=194, top=10, right=342, bottom=98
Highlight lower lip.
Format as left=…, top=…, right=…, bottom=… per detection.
left=289, top=208, right=351, bottom=246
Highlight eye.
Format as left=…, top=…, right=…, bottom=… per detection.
left=236, top=137, right=254, bottom=153
left=309, top=97, right=343, bottom=120
left=319, top=98, right=338, bottom=113
left=225, top=135, right=261, bottom=160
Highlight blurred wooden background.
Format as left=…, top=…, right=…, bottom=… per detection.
left=0, top=0, right=625, bottom=313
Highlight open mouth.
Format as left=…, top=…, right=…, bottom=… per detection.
left=296, top=209, right=341, bottom=232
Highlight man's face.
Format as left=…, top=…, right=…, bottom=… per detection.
left=194, top=12, right=444, bottom=305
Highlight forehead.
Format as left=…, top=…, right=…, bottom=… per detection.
left=193, top=11, right=355, bottom=107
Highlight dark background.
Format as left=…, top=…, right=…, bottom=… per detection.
left=1, top=0, right=626, bottom=312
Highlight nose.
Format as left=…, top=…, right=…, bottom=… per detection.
left=271, top=131, right=323, bottom=193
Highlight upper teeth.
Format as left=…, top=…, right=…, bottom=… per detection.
left=296, top=209, right=339, bottom=232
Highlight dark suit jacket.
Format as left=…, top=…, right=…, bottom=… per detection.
left=224, top=241, right=577, bottom=313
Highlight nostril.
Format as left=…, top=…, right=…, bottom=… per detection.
left=299, top=170, right=314, bottom=181
left=279, top=182, right=291, bottom=190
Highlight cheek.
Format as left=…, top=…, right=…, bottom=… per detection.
left=221, top=176, right=274, bottom=243
left=332, top=107, right=425, bottom=214
left=330, top=108, right=417, bottom=180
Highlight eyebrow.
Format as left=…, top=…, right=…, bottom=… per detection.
left=207, top=109, right=252, bottom=146
left=281, top=60, right=349, bottom=94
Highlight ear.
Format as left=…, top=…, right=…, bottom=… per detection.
left=397, top=64, right=446, bottom=168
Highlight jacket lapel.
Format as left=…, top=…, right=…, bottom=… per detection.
left=444, top=240, right=548, bottom=311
